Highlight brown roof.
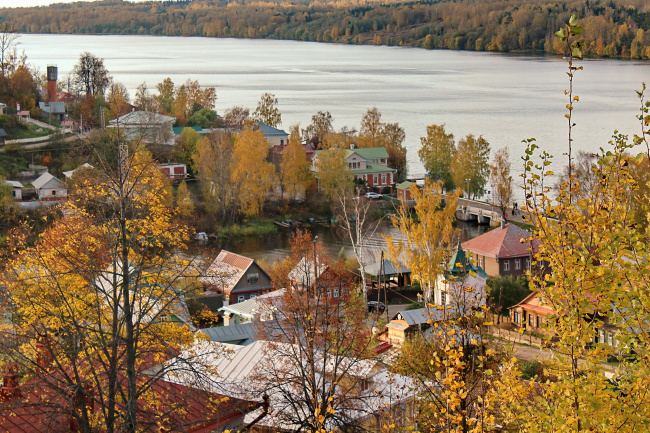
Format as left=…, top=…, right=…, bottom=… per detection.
left=461, top=223, right=538, bottom=259
left=200, top=250, right=257, bottom=295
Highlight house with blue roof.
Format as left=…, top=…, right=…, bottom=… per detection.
left=256, top=121, right=289, bottom=147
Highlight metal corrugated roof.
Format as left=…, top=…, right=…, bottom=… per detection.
left=199, top=322, right=259, bottom=345
left=109, top=110, right=175, bottom=126
left=462, top=223, right=538, bottom=259
left=219, top=289, right=284, bottom=318
left=256, top=122, right=288, bottom=137
left=347, top=147, right=389, bottom=159
left=394, top=308, right=430, bottom=326
left=364, top=259, right=410, bottom=277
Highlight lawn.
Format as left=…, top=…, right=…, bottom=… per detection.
left=5, top=124, right=52, bottom=140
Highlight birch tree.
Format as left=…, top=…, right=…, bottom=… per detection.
left=385, top=181, right=460, bottom=303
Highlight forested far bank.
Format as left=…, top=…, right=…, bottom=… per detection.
left=2, top=0, right=650, bottom=59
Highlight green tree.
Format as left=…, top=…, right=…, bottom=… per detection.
left=252, top=92, right=281, bottom=127
left=155, top=77, right=175, bottom=114
left=185, top=107, right=217, bottom=128
left=73, top=51, right=111, bottom=97
left=487, top=275, right=530, bottom=317
left=418, top=124, right=455, bottom=191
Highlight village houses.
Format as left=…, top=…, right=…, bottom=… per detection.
left=311, top=146, right=397, bottom=190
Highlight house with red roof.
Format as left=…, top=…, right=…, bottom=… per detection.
left=461, top=221, right=541, bottom=278
left=0, top=366, right=259, bottom=432
left=509, top=291, right=558, bottom=335
left=201, top=250, right=273, bottom=305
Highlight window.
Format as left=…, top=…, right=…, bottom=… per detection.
left=515, top=259, right=521, bottom=270
left=381, top=174, right=386, bottom=185
left=12, top=191, right=16, bottom=197
left=237, top=295, right=246, bottom=303
left=503, top=260, right=510, bottom=271
left=249, top=292, right=258, bottom=298
left=280, top=139, right=284, bottom=145
left=525, top=258, right=531, bottom=270
left=529, top=314, right=534, bottom=326
left=333, top=287, right=340, bottom=298
left=247, top=272, right=259, bottom=284
left=536, top=316, right=541, bottom=327
left=608, top=333, right=614, bottom=346
left=599, top=330, right=605, bottom=343
left=52, top=190, right=56, bottom=196
left=373, top=175, right=378, bottom=185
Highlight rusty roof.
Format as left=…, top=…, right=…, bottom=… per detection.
left=217, top=250, right=254, bottom=270
left=461, top=223, right=538, bottom=259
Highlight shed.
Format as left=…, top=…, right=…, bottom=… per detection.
left=363, top=258, right=411, bottom=287
left=31, top=172, right=67, bottom=200
left=4, top=180, right=23, bottom=200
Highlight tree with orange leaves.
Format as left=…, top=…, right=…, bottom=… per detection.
left=0, top=132, right=220, bottom=433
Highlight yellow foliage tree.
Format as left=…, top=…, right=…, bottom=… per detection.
left=0, top=136, right=213, bottom=432
left=279, top=125, right=313, bottom=202
left=231, top=127, right=276, bottom=217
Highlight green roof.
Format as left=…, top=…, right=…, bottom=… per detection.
left=347, top=147, right=389, bottom=159
left=173, top=126, right=203, bottom=135
left=396, top=181, right=414, bottom=190
left=446, top=243, right=488, bottom=279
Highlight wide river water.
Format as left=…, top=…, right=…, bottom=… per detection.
left=17, top=34, right=650, bottom=189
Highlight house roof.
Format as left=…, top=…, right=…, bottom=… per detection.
left=288, top=256, right=329, bottom=287
left=347, top=147, right=389, bottom=159
left=396, top=181, right=414, bottom=190
left=446, top=243, right=489, bottom=279
left=38, top=101, right=66, bottom=114
left=393, top=308, right=431, bottom=326
left=256, top=121, right=288, bottom=137
left=0, top=369, right=257, bottom=433
left=62, top=163, right=94, bottom=178
left=351, top=161, right=396, bottom=175
left=510, top=292, right=558, bottom=315
left=199, top=322, right=260, bottom=346
left=31, top=172, right=63, bottom=190
left=173, top=125, right=203, bottom=135
left=364, top=259, right=410, bottom=277
left=219, top=289, right=285, bottom=319
left=109, top=110, right=176, bottom=126
left=201, top=250, right=268, bottom=295
left=461, top=223, right=538, bottom=259
left=5, top=180, right=23, bottom=189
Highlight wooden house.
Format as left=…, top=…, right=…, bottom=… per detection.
left=201, top=250, right=273, bottom=305
left=462, top=222, right=541, bottom=278
left=31, top=172, right=67, bottom=200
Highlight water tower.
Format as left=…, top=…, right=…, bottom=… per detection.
left=47, top=65, right=58, bottom=102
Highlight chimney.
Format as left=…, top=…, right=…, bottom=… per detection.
left=1, top=365, right=21, bottom=401
left=35, top=336, right=53, bottom=369
left=47, top=65, right=58, bottom=103
left=501, top=218, right=506, bottom=230
left=350, top=143, right=355, bottom=150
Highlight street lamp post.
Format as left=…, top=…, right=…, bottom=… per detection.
left=464, top=178, right=471, bottom=206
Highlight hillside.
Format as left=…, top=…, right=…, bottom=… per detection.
left=2, top=0, right=650, bottom=58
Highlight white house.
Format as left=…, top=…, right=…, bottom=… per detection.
left=31, top=172, right=67, bottom=200
left=257, top=121, right=289, bottom=147
left=109, top=110, right=176, bottom=145
left=5, top=180, right=23, bottom=200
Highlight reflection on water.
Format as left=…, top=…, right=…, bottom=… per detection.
left=191, top=220, right=491, bottom=265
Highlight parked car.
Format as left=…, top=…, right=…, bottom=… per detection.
left=367, top=301, right=386, bottom=314
left=365, top=192, right=383, bottom=199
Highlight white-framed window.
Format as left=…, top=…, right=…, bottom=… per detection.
left=503, top=260, right=510, bottom=271
left=333, top=288, right=340, bottom=298
left=237, top=295, right=246, bottom=303
left=381, top=174, right=386, bottom=185
left=515, top=259, right=521, bottom=270
left=529, top=314, right=534, bottom=326
left=373, top=175, right=378, bottom=184
left=608, top=333, right=614, bottom=346
left=599, top=330, right=605, bottom=343
left=247, top=272, right=259, bottom=284
left=525, top=258, right=531, bottom=269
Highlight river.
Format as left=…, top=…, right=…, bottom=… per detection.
left=16, top=34, right=650, bottom=186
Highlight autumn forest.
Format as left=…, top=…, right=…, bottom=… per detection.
left=2, top=0, right=650, bottom=59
